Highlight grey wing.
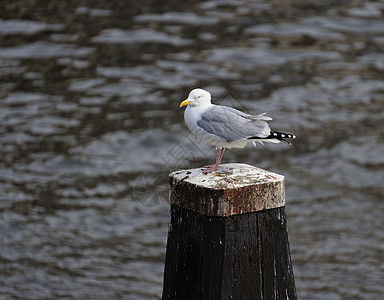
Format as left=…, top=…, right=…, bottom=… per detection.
left=197, top=105, right=271, bottom=142
left=223, top=106, right=273, bottom=121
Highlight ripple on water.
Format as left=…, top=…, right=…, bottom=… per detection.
left=134, top=11, right=218, bottom=25
left=204, top=47, right=341, bottom=71
left=0, top=41, right=94, bottom=59
left=0, top=19, right=64, bottom=35
left=91, top=28, right=192, bottom=46
left=69, top=129, right=175, bottom=173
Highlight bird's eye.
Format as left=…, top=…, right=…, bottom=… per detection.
left=197, top=96, right=201, bottom=98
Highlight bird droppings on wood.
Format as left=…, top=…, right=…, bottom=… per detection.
left=180, top=175, right=189, bottom=181
left=170, top=163, right=284, bottom=190
left=169, top=163, right=285, bottom=217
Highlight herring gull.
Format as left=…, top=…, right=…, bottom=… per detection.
left=180, top=88, right=296, bottom=173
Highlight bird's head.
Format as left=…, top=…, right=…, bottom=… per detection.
left=180, top=88, right=212, bottom=108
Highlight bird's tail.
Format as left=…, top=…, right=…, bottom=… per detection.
left=267, top=131, right=296, bottom=145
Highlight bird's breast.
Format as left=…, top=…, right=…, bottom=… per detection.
left=184, top=105, right=205, bottom=132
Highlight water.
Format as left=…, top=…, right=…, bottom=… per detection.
left=1, top=0, right=383, bottom=299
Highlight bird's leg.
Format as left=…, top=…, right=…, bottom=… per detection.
left=218, top=147, right=225, bottom=163
left=202, top=148, right=226, bottom=173
left=203, top=148, right=222, bottom=171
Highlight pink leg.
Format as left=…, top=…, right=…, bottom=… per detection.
left=202, top=148, right=226, bottom=173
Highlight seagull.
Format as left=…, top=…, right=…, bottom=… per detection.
left=180, top=88, right=296, bottom=173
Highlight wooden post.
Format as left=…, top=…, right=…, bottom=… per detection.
left=162, top=163, right=296, bottom=300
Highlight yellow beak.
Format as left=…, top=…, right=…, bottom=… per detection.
left=180, top=99, right=191, bottom=107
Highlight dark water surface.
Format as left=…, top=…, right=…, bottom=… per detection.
left=1, top=0, right=384, bottom=299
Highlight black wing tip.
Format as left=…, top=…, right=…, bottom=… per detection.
left=269, top=131, right=296, bottom=140
left=248, top=131, right=296, bottom=144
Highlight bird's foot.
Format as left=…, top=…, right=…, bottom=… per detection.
left=202, top=164, right=219, bottom=174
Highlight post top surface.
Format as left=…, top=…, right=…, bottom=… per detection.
left=170, top=163, right=284, bottom=190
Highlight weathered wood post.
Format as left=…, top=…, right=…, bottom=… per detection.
left=162, top=163, right=296, bottom=300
